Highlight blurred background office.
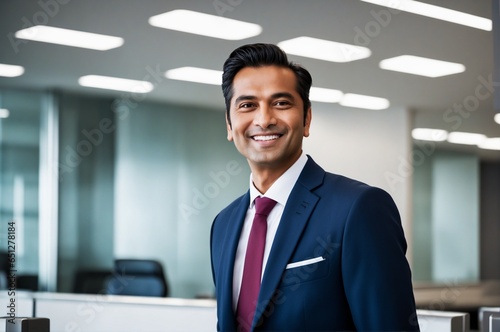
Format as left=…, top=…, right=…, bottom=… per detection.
left=0, top=0, right=499, bottom=306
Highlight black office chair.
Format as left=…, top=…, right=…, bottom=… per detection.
left=17, top=275, right=39, bottom=291
left=0, top=251, right=10, bottom=290
left=105, top=259, right=169, bottom=297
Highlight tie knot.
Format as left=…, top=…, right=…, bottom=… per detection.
left=254, top=196, right=277, bottom=217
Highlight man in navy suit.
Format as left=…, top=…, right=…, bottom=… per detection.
left=210, top=43, right=419, bottom=331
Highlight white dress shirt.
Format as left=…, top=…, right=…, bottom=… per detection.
left=232, top=152, right=308, bottom=310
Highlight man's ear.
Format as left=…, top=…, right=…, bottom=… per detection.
left=226, top=112, right=233, bottom=141
left=304, top=107, right=312, bottom=137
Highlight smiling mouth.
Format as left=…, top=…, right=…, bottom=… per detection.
left=252, top=134, right=281, bottom=141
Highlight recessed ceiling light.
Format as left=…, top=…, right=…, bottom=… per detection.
left=0, top=109, right=10, bottom=118
left=149, top=9, right=262, bottom=40
left=412, top=128, right=448, bottom=141
left=15, top=25, right=124, bottom=50
left=0, top=64, right=25, bottom=77
left=478, top=137, right=500, bottom=150
left=360, top=0, right=492, bottom=31
left=379, top=55, right=465, bottom=77
left=447, top=131, right=486, bottom=145
left=309, top=87, right=343, bottom=103
left=78, top=75, right=154, bottom=93
left=278, top=37, right=371, bottom=63
left=165, top=67, right=222, bottom=85
left=339, top=93, right=390, bottom=110
left=495, top=113, right=500, bottom=125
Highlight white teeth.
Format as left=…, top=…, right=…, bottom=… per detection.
left=253, top=135, right=280, bottom=141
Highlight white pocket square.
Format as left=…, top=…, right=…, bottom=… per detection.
left=286, top=256, right=325, bottom=269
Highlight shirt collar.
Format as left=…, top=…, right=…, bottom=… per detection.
left=249, top=152, right=308, bottom=208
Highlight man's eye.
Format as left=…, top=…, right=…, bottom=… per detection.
left=239, top=103, right=254, bottom=109
left=275, top=100, right=291, bottom=107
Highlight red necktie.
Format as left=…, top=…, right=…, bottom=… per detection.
left=236, top=196, right=277, bottom=332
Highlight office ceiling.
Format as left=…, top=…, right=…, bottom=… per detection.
left=0, top=0, right=499, bottom=159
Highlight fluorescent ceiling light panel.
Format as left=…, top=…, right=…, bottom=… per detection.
left=0, top=64, right=25, bottom=77
left=278, top=37, right=371, bottom=63
left=78, top=75, right=154, bottom=93
left=412, top=128, right=448, bottom=141
left=478, top=137, right=500, bottom=150
left=15, top=25, right=124, bottom=50
left=447, top=131, right=485, bottom=145
left=165, top=67, right=222, bottom=85
left=379, top=55, right=465, bottom=77
left=360, top=0, right=492, bottom=31
left=149, top=9, right=262, bottom=40
left=495, top=113, right=500, bottom=125
left=339, top=93, right=390, bottom=110
left=309, top=87, right=343, bottom=103
left=0, top=109, right=10, bottom=118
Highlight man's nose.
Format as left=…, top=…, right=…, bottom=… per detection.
left=254, top=105, right=277, bottom=128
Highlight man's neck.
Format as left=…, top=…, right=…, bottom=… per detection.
left=251, top=169, right=283, bottom=194
left=249, top=152, right=303, bottom=194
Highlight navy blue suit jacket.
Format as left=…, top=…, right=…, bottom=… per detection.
left=210, top=156, right=419, bottom=331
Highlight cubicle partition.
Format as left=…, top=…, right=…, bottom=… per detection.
left=417, top=309, right=469, bottom=332
left=479, top=307, right=500, bottom=332
left=33, top=292, right=216, bottom=332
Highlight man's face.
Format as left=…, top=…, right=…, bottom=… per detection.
left=226, top=65, right=311, bottom=174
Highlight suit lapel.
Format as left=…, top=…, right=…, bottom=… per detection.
left=218, top=191, right=250, bottom=330
left=252, top=157, right=324, bottom=329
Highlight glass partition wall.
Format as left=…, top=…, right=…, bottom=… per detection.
left=0, top=89, right=44, bottom=291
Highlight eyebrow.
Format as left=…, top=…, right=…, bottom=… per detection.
left=234, top=95, right=256, bottom=106
left=233, top=92, right=296, bottom=106
left=271, top=92, right=295, bottom=101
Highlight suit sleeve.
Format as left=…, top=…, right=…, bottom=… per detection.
left=342, top=187, right=420, bottom=331
left=210, top=215, right=217, bottom=287
left=210, top=213, right=222, bottom=331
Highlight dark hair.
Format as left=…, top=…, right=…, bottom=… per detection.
left=222, top=43, right=312, bottom=126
